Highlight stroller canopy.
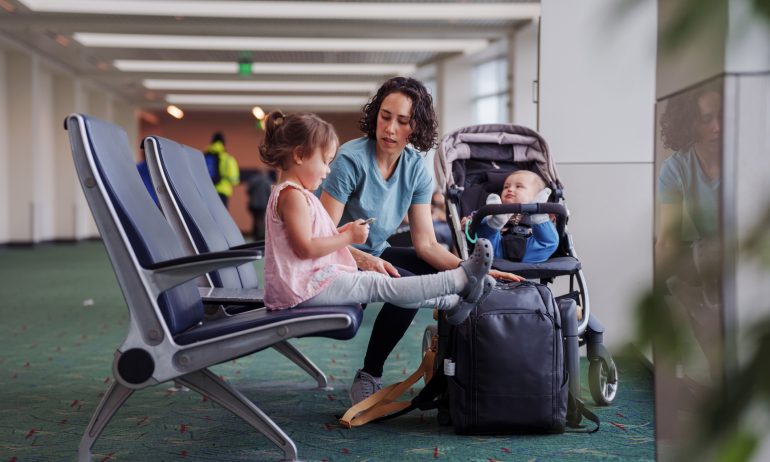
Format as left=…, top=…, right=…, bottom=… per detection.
left=435, top=124, right=562, bottom=193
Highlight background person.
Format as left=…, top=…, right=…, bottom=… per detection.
left=247, top=167, right=274, bottom=240
left=204, top=131, right=240, bottom=207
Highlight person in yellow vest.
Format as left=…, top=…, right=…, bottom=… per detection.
left=204, top=132, right=240, bottom=207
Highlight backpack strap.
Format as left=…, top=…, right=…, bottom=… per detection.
left=566, top=393, right=600, bottom=433
left=339, top=336, right=438, bottom=428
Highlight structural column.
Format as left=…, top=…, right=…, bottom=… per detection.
left=0, top=49, right=9, bottom=243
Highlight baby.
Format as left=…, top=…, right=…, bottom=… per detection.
left=468, top=170, right=558, bottom=263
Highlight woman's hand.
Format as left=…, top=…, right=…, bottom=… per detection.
left=489, top=269, right=523, bottom=282
left=352, top=250, right=400, bottom=277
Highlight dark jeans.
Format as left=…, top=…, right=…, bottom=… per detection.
left=362, top=246, right=438, bottom=377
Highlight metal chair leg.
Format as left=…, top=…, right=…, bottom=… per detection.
left=272, top=340, right=330, bottom=389
left=78, top=381, right=134, bottom=462
left=177, top=368, right=299, bottom=461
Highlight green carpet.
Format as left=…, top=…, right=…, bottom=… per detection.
left=0, top=242, right=655, bottom=461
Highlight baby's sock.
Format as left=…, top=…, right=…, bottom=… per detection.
left=485, top=193, right=513, bottom=230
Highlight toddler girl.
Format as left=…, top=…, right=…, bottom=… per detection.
left=260, top=111, right=495, bottom=325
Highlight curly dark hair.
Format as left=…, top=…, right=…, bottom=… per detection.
left=359, top=76, right=438, bottom=152
left=660, top=82, right=722, bottom=152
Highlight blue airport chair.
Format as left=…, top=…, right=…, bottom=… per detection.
left=65, top=113, right=363, bottom=461
left=143, top=135, right=331, bottom=388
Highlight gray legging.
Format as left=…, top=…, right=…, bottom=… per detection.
left=297, top=269, right=462, bottom=310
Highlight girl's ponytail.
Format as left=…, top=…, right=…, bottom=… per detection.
left=259, top=110, right=286, bottom=167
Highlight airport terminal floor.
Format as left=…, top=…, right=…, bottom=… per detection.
left=0, top=242, right=654, bottom=461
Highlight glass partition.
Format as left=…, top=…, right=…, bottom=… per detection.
left=653, top=76, right=725, bottom=457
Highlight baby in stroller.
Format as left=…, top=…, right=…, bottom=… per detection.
left=462, top=170, right=558, bottom=264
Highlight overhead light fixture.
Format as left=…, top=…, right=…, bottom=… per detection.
left=20, top=1, right=540, bottom=21
left=143, top=79, right=376, bottom=93
left=74, top=33, right=488, bottom=54
left=166, top=105, right=184, bottom=119
left=114, top=60, right=416, bottom=76
left=165, top=94, right=367, bottom=107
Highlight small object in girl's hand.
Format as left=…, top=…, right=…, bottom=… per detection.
left=363, top=217, right=377, bottom=224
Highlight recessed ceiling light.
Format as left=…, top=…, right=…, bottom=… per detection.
left=166, top=105, right=184, bottom=119
left=20, top=1, right=540, bottom=21
left=74, top=33, right=488, bottom=54
left=114, top=60, right=416, bottom=76
left=143, top=79, right=377, bottom=93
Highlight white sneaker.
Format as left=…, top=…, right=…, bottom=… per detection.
left=349, top=369, right=383, bottom=405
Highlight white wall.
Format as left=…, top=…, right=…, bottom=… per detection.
left=436, top=52, right=475, bottom=135
left=53, top=75, right=89, bottom=239
left=511, top=20, right=539, bottom=129
left=0, top=42, right=136, bottom=244
left=539, top=0, right=658, bottom=349
left=35, top=68, right=57, bottom=241
left=7, top=51, right=37, bottom=242
left=656, top=0, right=726, bottom=99
left=727, top=0, right=770, bottom=73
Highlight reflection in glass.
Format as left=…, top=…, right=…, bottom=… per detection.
left=653, top=78, right=724, bottom=454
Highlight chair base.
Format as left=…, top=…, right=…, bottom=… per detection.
left=78, top=369, right=299, bottom=461
left=273, top=340, right=331, bottom=390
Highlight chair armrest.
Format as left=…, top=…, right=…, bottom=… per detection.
left=199, top=287, right=265, bottom=305
left=230, top=240, right=265, bottom=251
left=144, top=250, right=258, bottom=293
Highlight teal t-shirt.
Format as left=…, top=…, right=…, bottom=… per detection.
left=657, top=147, right=720, bottom=239
left=321, top=137, right=434, bottom=256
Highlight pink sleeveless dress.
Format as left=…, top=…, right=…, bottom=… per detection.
left=263, top=181, right=357, bottom=310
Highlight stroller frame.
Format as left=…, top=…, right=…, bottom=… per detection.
left=430, top=123, right=618, bottom=406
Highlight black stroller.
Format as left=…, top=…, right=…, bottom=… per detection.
left=425, top=124, right=618, bottom=406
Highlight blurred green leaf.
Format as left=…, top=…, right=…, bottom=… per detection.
left=754, top=0, right=770, bottom=20
left=635, top=288, right=692, bottom=362
left=714, top=430, right=758, bottom=462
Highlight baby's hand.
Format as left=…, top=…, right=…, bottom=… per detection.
left=347, top=219, right=369, bottom=244
left=460, top=215, right=471, bottom=227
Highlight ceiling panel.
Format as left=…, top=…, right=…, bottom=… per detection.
left=0, top=1, right=537, bottom=110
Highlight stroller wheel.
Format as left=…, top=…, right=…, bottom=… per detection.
left=422, top=325, right=439, bottom=358
left=589, top=359, right=618, bottom=405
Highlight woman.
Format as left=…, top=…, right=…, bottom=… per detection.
left=656, top=83, right=722, bottom=274
left=656, top=81, right=723, bottom=381
left=319, top=77, right=519, bottom=404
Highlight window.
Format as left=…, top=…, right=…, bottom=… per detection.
left=472, top=58, right=509, bottom=124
